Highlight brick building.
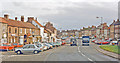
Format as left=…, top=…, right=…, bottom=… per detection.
left=44, top=22, right=57, bottom=42
left=1, top=14, right=40, bottom=44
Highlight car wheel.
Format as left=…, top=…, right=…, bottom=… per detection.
left=17, top=50, right=22, bottom=55
left=33, top=50, right=39, bottom=54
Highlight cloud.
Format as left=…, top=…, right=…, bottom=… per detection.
left=0, top=0, right=118, bottom=30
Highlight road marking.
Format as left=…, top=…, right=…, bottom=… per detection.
left=78, top=46, right=94, bottom=62
left=87, top=58, right=93, bottom=61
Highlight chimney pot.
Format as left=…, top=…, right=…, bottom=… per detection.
left=15, top=17, right=17, bottom=21
left=21, top=16, right=24, bottom=22
left=4, top=14, right=9, bottom=20
left=113, top=20, right=115, bottom=22
left=117, top=19, right=119, bottom=22
left=36, top=17, right=37, bottom=21
left=28, top=17, right=34, bottom=23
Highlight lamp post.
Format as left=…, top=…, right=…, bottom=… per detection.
left=96, top=17, right=103, bottom=45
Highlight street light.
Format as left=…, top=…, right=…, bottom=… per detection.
left=96, top=17, right=103, bottom=45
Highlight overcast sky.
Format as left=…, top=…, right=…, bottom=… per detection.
left=0, top=0, right=119, bottom=30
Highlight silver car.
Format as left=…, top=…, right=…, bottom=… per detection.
left=15, top=44, right=41, bottom=55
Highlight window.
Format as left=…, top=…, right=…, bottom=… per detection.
left=30, top=29, right=31, bottom=34
left=9, top=37, right=11, bottom=43
left=23, top=45, right=29, bottom=48
left=30, top=45, right=35, bottom=48
left=15, top=28, right=17, bottom=33
left=20, top=28, right=22, bottom=33
left=25, top=29, right=26, bottom=34
left=9, top=28, right=11, bottom=33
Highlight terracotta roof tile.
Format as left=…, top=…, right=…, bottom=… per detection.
left=0, top=17, right=39, bottom=29
left=0, top=17, right=8, bottom=23
left=33, top=20, right=44, bottom=27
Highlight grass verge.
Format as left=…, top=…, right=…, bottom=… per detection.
left=100, top=45, right=120, bottom=54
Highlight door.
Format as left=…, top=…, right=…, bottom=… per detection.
left=22, top=45, right=31, bottom=53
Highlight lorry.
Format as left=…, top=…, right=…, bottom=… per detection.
left=82, top=36, right=90, bottom=46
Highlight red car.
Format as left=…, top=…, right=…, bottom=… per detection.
left=96, top=41, right=110, bottom=45
left=0, top=43, right=14, bottom=51
left=92, top=39, right=96, bottom=43
left=11, top=43, right=23, bottom=48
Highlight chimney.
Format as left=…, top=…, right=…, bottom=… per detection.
left=21, top=16, right=24, bottom=22
left=36, top=17, right=37, bottom=21
left=4, top=14, right=9, bottom=20
left=15, top=17, right=17, bottom=21
left=28, top=17, right=34, bottom=23
left=117, top=19, right=119, bottom=22
left=113, top=20, right=115, bottom=23
left=83, top=27, right=85, bottom=29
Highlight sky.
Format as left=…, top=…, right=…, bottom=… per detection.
left=0, top=0, right=119, bottom=30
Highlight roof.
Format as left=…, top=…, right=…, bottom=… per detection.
left=0, top=17, right=8, bottom=23
left=0, top=17, right=39, bottom=29
left=45, top=28, right=53, bottom=33
left=110, top=20, right=120, bottom=26
left=114, top=21, right=120, bottom=25
left=44, top=29, right=48, bottom=33
left=33, top=20, right=44, bottom=27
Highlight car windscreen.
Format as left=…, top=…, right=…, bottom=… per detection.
left=13, top=43, right=17, bottom=45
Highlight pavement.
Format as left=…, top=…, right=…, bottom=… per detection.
left=0, top=39, right=119, bottom=63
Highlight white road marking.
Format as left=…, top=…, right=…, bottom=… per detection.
left=87, top=58, right=93, bottom=61
left=78, top=46, right=94, bottom=62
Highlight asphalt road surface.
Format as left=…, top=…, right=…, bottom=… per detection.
left=1, top=39, right=118, bottom=62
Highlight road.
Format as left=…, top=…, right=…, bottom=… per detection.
left=1, top=39, right=118, bottom=62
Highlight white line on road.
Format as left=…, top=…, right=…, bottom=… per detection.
left=77, top=46, right=94, bottom=62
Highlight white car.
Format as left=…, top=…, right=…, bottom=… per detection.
left=46, top=43, right=53, bottom=49
left=15, top=44, right=41, bottom=55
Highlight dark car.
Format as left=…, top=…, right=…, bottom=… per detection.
left=70, top=38, right=77, bottom=46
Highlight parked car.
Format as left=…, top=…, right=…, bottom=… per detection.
left=96, top=40, right=109, bottom=45
left=111, top=41, right=118, bottom=45
left=34, top=42, right=48, bottom=51
left=15, top=44, right=41, bottom=54
left=52, top=42, right=61, bottom=47
left=92, top=39, right=96, bottom=43
left=0, top=43, right=14, bottom=51
left=35, top=44, right=44, bottom=52
left=44, top=43, right=53, bottom=49
left=43, top=43, right=50, bottom=50
left=11, top=43, right=23, bottom=48
left=46, top=43, right=53, bottom=49
left=61, top=41, right=65, bottom=45
left=48, top=43, right=55, bottom=47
